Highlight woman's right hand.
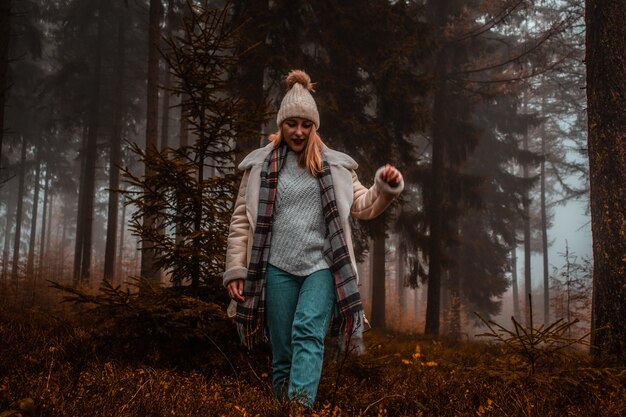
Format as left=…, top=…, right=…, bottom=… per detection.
left=227, top=279, right=245, bottom=302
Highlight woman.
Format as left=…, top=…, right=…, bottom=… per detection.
left=223, top=70, right=403, bottom=408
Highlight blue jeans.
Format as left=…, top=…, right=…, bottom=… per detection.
left=265, top=264, right=336, bottom=408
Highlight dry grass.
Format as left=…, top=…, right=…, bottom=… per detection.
left=0, top=303, right=624, bottom=417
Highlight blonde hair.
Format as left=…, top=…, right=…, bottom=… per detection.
left=269, top=124, right=324, bottom=176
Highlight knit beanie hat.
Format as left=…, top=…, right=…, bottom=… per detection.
left=276, top=70, right=320, bottom=128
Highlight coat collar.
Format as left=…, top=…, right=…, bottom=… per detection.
left=238, top=141, right=358, bottom=171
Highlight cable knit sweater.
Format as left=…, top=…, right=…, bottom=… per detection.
left=268, top=151, right=328, bottom=276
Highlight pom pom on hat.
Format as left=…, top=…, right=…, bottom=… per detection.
left=285, top=69, right=315, bottom=92
left=277, top=69, right=320, bottom=128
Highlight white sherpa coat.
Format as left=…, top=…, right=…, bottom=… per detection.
left=222, top=142, right=404, bottom=287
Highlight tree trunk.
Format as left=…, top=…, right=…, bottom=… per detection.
left=396, top=241, right=405, bottom=312
left=231, top=0, right=270, bottom=163
left=177, top=0, right=192, bottom=150
left=59, top=212, right=67, bottom=281
left=45, top=192, right=53, bottom=262
left=0, top=0, right=11, bottom=168
left=26, top=151, right=41, bottom=278
left=511, top=243, right=520, bottom=319
left=72, top=129, right=87, bottom=285
left=540, top=132, right=550, bottom=325
left=11, top=136, right=27, bottom=287
left=74, top=2, right=104, bottom=285
left=1, top=190, right=15, bottom=298
left=585, top=0, right=626, bottom=362
left=191, top=144, right=205, bottom=291
left=141, top=0, right=162, bottom=281
left=160, top=0, right=173, bottom=151
left=179, top=95, right=189, bottom=148
left=370, top=223, right=386, bottom=328
left=522, top=124, right=532, bottom=326
left=104, top=13, right=126, bottom=281
left=117, top=193, right=127, bottom=280
left=37, top=167, right=51, bottom=281
left=448, top=227, right=461, bottom=339
left=424, top=0, right=448, bottom=335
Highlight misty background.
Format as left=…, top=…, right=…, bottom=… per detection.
left=0, top=0, right=590, bottom=337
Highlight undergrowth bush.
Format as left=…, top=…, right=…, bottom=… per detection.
left=474, top=312, right=591, bottom=377
left=47, top=277, right=239, bottom=370
left=1, top=304, right=624, bottom=416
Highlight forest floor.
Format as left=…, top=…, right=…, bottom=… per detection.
left=0, top=302, right=624, bottom=417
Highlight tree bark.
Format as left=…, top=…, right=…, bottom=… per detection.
left=26, top=151, right=41, bottom=278
left=72, top=129, right=87, bottom=285
left=59, top=212, right=67, bottom=281
left=74, top=1, right=104, bottom=285
left=370, top=224, right=386, bottom=328
left=231, top=0, right=270, bottom=163
left=117, top=193, right=127, bottom=280
left=37, top=167, right=50, bottom=281
left=11, top=136, right=27, bottom=287
left=45, top=193, right=53, bottom=260
left=1, top=187, right=15, bottom=298
left=540, top=132, right=550, bottom=325
left=160, top=0, right=173, bottom=151
left=178, top=95, right=189, bottom=148
left=104, top=13, right=126, bottom=281
left=0, top=0, right=11, bottom=168
left=448, top=226, right=461, bottom=339
left=522, top=122, right=532, bottom=326
left=585, top=0, right=626, bottom=362
left=511, top=243, right=520, bottom=319
left=141, top=0, right=162, bottom=281
left=396, top=241, right=406, bottom=312
left=424, top=0, right=448, bottom=335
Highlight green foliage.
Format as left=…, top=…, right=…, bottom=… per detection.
left=121, top=2, right=261, bottom=288
left=120, top=142, right=237, bottom=288
left=47, top=278, right=237, bottom=368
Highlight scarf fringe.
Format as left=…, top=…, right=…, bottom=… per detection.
left=237, top=319, right=268, bottom=350
left=331, top=309, right=365, bottom=355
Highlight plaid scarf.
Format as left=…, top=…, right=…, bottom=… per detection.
left=236, top=143, right=364, bottom=353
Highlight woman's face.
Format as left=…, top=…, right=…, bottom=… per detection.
left=281, top=117, right=313, bottom=153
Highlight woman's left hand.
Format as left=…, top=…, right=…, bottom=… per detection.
left=380, top=164, right=403, bottom=187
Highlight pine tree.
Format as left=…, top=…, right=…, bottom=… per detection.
left=0, top=0, right=10, bottom=169
left=104, top=5, right=127, bottom=281
left=421, top=0, right=576, bottom=333
left=122, top=2, right=258, bottom=290
left=140, top=0, right=163, bottom=282
left=585, top=0, right=626, bottom=362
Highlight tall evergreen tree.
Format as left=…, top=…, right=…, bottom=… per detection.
left=585, top=0, right=626, bottom=362
left=73, top=0, right=105, bottom=285
left=37, top=165, right=51, bottom=281
left=25, top=149, right=41, bottom=278
left=10, top=137, right=26, bottom=286
left=230, top=0, right=271, bottom=162
left=104, top=5, right=127, bottom=281
left=141, top=0, right=162, bottom=281
left=423, top=0, right=451, bottom=335
left=421, top=0, right=572, bottom=333
left=122, top=1, right=259, bottom=290
left=0, top=0, right=10, bottom=169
